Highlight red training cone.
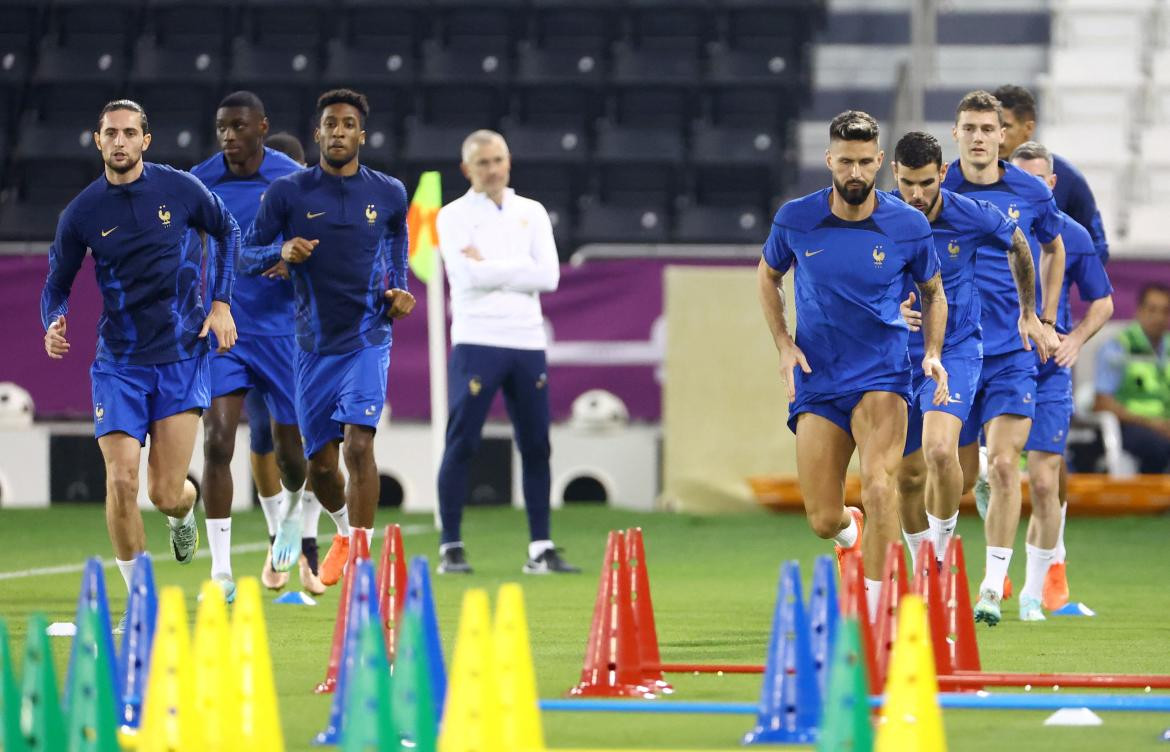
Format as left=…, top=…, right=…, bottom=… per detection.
left=873, top=540, right=908, bottom=688
left=838, top=550, right=881, bottom=695
left=942, top=535, right=982, bottom=675
left=626, top=528, right=672, bottom=694
left=315, top=528, right=371, bottom=694
left=569, top=530, right=654, bottom=699
left=911, top=540, right=956, bottom=688
left=375, top=524, right=408, bottom=663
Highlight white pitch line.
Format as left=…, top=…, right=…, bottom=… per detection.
left=0, top=523, right=433, bottom=581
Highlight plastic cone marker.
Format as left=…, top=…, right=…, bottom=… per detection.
left=138, top=588, right=202, bottom=752
left=438, top=589, right=500, bottom=752
left=495, top=584, right=545, bottom=752
left=626, top=528, right=672, bottom=694
left=874, top=541, right=908, bottom=687
left=809, top=554, right=840, bottom=699
left=376, top=524, right=408, bottom=662
left=65, top=558, right=120, bottom=717
left=316, top=528, right=371, bottom=694
left=816, top=617, right=873, bottom=752
left=20, top=613, right=67, bottom=752
left=942, top=536, right=982, bottom=674
left=117, top=553, right=158, bottom=733
left=392, top=607, right=438, bottom=752
left=316, top=560, right=379, bottom=746
left=193, top=580, right=237, bottom=751
left=0, top=619, right=27, bottom=752
left=64, top=608, right=120, bottom=752
left=340, top=617, right=398, bottom=751
left=405, top=556, right=447, bottom=719
left=875, top=595, right=946, bottom=752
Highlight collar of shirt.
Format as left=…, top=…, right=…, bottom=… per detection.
left=103, top=164, right=152, bottom=194
left=465, top=187, right=515, bottom=211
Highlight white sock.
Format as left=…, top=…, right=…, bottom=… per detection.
left=302, top=491, right=322, bottom=540
left=439, top=541, right=463, bottom=554
left=116, top=558, right=136, bottom=593
left=167, top=507, right=194, bottom=530
left=352, top=527, right=376, bottom=548
left=902, top=528, right=932, bottom=573
left=327, top=505, right=351, bottom=537
left=283, top=482, right=305, bottom=519
left=864, top=577, right=883, bottom=624
left=205, top=518, right=232, bottom=579
left=529, top=539, right=554, bottom=560
left=980, top=546, right=1013, bottom=598
left=1054, top=502, right=1068, bottom=564
left=927, top=511, right=959, bottom=563
left=1022, top=544, right=1055, bottom=602
left=832, top=513, right=858, bottom=548
left=258, top=491, right=283, bottom=537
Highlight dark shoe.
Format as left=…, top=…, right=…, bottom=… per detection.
left=438, top=545, right=473, bottom=574
left=523, top=547, right=580, bottom=574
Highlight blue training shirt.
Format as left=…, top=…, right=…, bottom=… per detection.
left=1052, top=154, right=1108, bottom=264
left=942, top=159, right=1063, bottom=358
left=189, top=147, right=303, bottom=337
left=763, top=188, right=939, bottom=396
left=242, top=164, right=409, bottom=355
left=41, top=162, right=241, bottom=365
left=895, top=188, right=1018, bottom=363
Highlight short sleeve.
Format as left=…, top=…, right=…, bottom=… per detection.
left=1069, top=252, right=1113, bottom=303
left=1031, top=193, right=1063, bottom=245
left=762, top=222, right=795, bottom=273
left=978, top=200, right=1017, bottom=252
left=908, top=232, right=939, bottom=285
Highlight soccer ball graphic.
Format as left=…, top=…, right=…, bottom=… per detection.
left=570, top=389, right=629, bottom=431
left=0, top=382, right=34, bottom=429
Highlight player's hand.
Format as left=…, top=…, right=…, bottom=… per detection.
left=262, top=259, right=291, bottom=280
left=1053, top=331, right=1085, bottom=369
left=922, top=356, right=950, bottom=406
left=1018, top=313, right=1057, bottom=363
left=384, top=288, right=416, bottom=320
left=900, top=291, right=923, bottom=332
left=200, top=300, right=237, bottom=352
left=281, top=237, right=318, bottom=263
left=776, top=338, right=811, bottom=403
left=461, top=245, right=484, bottom=261
left=44, top=315, right=69, bottom=359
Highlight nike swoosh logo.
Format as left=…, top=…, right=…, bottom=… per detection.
left=101, top=226, right=118, bottom=237
left=991, top=554, right=1007, bottom=560
left=306, top=211, right=325, bottom=219
left=219, top=527, right=230, bottom=533
left=804, top=249, right=825, bottom=257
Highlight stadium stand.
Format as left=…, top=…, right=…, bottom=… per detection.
left=0, top=0, right=823, bottom=256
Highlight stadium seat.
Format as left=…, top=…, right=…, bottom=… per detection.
left=420, top=40, right=510, bottom=86
left=129, top=40, right=222, bottom=124
left=340, top=0, right=428, bottom=52
left=707, top=88, right=793, bottom=130
left=611, top=43, right=700, bottom=87
left=502, top=122, right=588, bottom=165
left=544, top=204, right=575, bottom=260
left=323, top=39, right=415, bottom=89
left=10, top=158, right=96, bottom=206
left=597, top=164, right=678, bottom=208
left=515, top=44, right=607, bottom=87
left=691, top=121, right=783, bottom=168
left=576, top=200, right=670, bottom=245
left=144, top=0, right=237, bottom=51
left=143, top=124, right=205, bottom=170
left=32, top=42, right=126, bottom=87
left=401, top=118, right=470, bottom=166
left=44, top=0, right=141, bottom=47
left=608, top=88, right=693, bottom=129
left=432, top=4, right=520, bottom=54
left=228, top=39, right=320, bottom=86
left=511, top=87, right=602, bottom=129
left=0, top=199, right=65, bottom=241
left=419, top=85, right=504, bottom=128
left=241, top=0, right=329, bottom=47
left=594, top=121, right=684, bottom=166
left=530, top=4, right=616, bottom=52
left=722, top=3, right=821, bottom=56
left=706, top=45, right=800, bottom=89
left=508, top=163, right=581, bottom=212
left=13, top=120, right=97, bottom=163
left=357, top=111, right=400, bottom=173
left=673, top=203, right=766, bottom=244
left=692, top=164, right=775, bottom=210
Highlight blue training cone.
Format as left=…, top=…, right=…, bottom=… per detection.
left=314, top=559, right=379, bottom=746
left=405, top=555, right=446, bottom=721
left=1053, top=602, right=1096, bottom=617
left=809, top=554, right=839, bottom=700
left=65, top=558, right=121, bottom=717
left=742, top=560, right=820, bottom=745
left=116, top=553, right=157, bottom=733
left=274, top=591, right=317, bottom=606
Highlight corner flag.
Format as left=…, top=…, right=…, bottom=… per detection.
left=407, top=171, right=441, bottom=283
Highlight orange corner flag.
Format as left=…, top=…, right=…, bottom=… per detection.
left=407, top=171, right=442, bottom=284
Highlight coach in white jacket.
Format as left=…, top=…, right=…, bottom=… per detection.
left=434, top=129, right=579, bottom=575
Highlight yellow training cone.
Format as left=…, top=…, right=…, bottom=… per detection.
left=495, top=584, right=545, bottom=752
left=439, top=589, right=500, bottom=752
left=232, top=577, right=285, bottom=751
left=139, top=587, right=203, bottom=751
left=193, top=580, right=238, bottom=751
left=875, top=594, right=946, bottom=752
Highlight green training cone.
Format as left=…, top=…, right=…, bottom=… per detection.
left=20, top=614, right=66, bottom=752
left=1, top=619, right=29, bottom=752
left=816, top=616, right=874, bottom=752
left=392, top=607, right=437, bottom=752
left=341, top=617, right=398, bottom=751
left=65, top=609, right=119, bottom=752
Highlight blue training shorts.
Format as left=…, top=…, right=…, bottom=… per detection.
left=296, top=343, right=390, bottom=458
left=788, top=387, right=910, bottom=436
left=904, top=353, right=982, bottom=456
left=209, top=334, right=298, bottom=426
left=1024, top=368, right=1073, bottom=454
left=90, top=355, right=210, bottom=444
left=959, top=349, right=1037, bottom=446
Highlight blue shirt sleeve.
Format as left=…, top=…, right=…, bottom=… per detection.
left=978, top=200, right=1017, bottom=251
left=908, top=232, right=939, bottom=284
left=1069, top=251, right=1113, bottom=303
left=383, top=180, right=409, bottom=293
left=181, top=173, right=241, bottom=303
left=40, top=203, right=87, bottom=329
left=1031, top=193, right=1063, bottom=245
left=1094, top=338, right=1125, bottom=396
left=762, top=222, right=795, bottom=273
left=241, top=178, right=288, bottom=274
left=1057, top=162, right=1109, bottom=261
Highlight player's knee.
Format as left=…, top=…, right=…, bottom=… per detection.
left=106, top=464, right=139, bottom=504
left=341, top=435, right=374, bottom=470
left=806, top=509, right=843, bottom=539
left=1028, top=467, right=1059, bottom=506
left=896, top=467, right=925, bottom=500
left=147, top=477, right=184, bottom=514
left=987, top=451, right=1019, bottom=487
left=923, top=441, right=957, bottom=474
left=203, top=424, right=236, bottom=466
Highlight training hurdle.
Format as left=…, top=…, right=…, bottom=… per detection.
left=542, top=694, right=1170, bottom=714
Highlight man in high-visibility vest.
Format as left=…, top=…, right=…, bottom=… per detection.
left=1094, top=283, right=1170, bottom=473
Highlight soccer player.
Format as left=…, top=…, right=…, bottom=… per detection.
left=191, top=92, right=312, bottom=603
left=758, top=111, right=948, bottom=624
left=434, top=129, right=578, bottom=575
left=1011, top=142, right=1114, bottom=620
left=888, top=132, right=1029, bottom=573
left=243, top=88, right=415, bottom=584
left=942, top=90, right=1064, bottom=626
left=993, top=85, right=1109, bottom=262
left=41, top=99, right=240, bottom=624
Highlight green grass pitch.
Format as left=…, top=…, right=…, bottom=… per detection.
left=1, top=504, right=1168, bottom=750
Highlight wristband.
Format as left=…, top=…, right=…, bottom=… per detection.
left=1040, top=318, right=1055, bottom=326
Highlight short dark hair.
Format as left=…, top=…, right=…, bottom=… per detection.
left=829, top=110, right=879, bottom=143
left=217, top=90, right=266, bottom=115
left=993, top=85, right=1037, bottom=122
left=1009, top=140, right=1053, bottom=171
left=1138, top=283, right=1170, bottom=306
left=316, top=88, right=369, bottom=125
left=266, top=131, right=305, bottom=164
left=894, top=131, right=943, bottom=170
left=955, top=90, right=1003, bottom=125
left=97, top=99, right=149, bottom=134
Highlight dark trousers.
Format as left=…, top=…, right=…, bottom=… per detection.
left=437, top=344, right=551, bottom=545
left=1120, top=421, right=1170, bottom=474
